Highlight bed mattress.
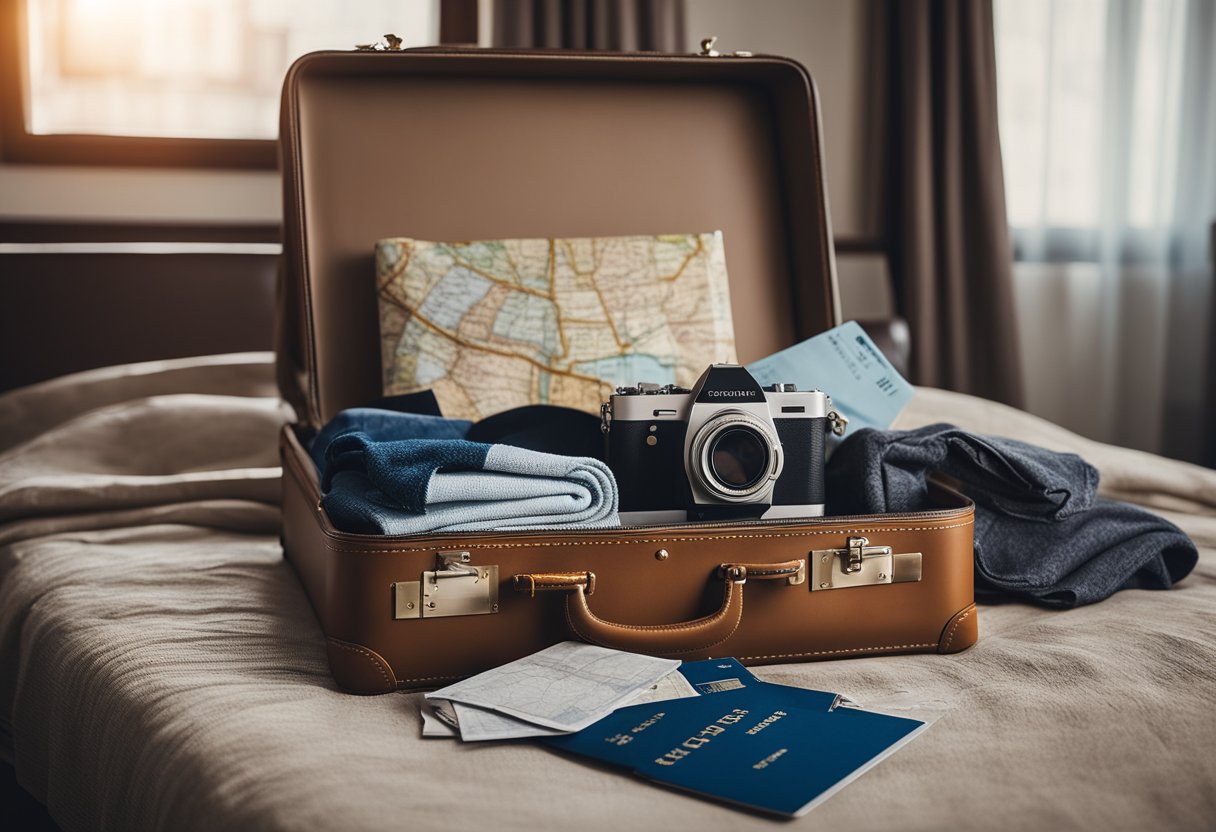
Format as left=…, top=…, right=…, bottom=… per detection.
left=1, top=354, right=1213, bottom=831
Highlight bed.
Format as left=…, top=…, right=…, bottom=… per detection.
left=1, top=352, right=1213, bottom=831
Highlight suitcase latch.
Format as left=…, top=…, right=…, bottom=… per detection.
left=810, top=537, right=922, bottom=591
left=392, top=551, right=500, bottom=619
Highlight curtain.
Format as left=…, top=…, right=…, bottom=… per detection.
left=493, top=0, right=685, bottom=51
left=875, top=0, right=1024, bottom=407
left=995, top=0, right=1216, bottom=461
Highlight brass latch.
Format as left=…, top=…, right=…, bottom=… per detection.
left=393, top=551, right=499, bottom=619
left=810, top=536, right=922, bottom=591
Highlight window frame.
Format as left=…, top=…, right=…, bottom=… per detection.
left=0, top=0, right=477, bottom=170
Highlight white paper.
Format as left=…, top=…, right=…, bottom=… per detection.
left=619, top=669, right=699, bottom=706
left=449, top=702, right=567, bottom=741
left=420, top=702, right=457, bottom=738
left=427, top=668, right=700, bottom=742
left=425, top=641, right=680, bottom=732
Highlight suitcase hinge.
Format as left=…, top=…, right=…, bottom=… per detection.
left=355, top=33, right=404, bottom=51
left=697, top=36, right=753, bottom=58
left=810, top=536, right=922, bottom=591
left=393, top=551, right=500, bottom=619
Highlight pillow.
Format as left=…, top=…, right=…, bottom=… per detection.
left=377, top=232, right=737, bottom=420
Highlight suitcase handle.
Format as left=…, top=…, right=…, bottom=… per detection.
left=512, top=560, right=804, bottom=655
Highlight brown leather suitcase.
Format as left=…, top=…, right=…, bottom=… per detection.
left=276, top=47, right=977, bottom=694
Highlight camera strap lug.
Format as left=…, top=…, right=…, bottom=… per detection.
left=825, top=396, right=848, bottom=436
left=810, top=536, right=922, bottom=591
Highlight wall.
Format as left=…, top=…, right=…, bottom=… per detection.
left=684, top=0, right=872, bottom=240
left=0, top=164, right=280, bottom=223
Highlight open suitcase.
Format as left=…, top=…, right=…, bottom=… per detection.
left=277, top=46, right=977, bottom=694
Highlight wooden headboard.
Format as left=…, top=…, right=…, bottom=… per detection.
left=0, top=222, right=280, bottom=393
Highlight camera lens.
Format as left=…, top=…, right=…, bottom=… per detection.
left=688, top=410, right=783, bottom=503
left=708, top=427, right=769, bottom=490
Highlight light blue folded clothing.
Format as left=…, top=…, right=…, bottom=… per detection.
left=321, top=432, right=619, bottom=534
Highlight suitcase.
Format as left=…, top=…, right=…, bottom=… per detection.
left=277, top=46, right=977, bottom=694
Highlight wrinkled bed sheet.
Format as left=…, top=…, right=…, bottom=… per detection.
left=1, top=353, right=1213, bottom=832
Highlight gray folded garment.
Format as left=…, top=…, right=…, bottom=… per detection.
left=825, top=423, right=1198, bottom=608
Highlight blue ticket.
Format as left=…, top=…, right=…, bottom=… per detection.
left=747, top=320, right=914, bottom=438
left=676, top=658, right=839, bottom=711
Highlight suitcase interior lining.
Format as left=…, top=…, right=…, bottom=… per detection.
left=281, top=52, right=839, bottom=427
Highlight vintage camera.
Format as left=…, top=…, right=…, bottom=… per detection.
left=602, top=364, right=845, bottom=524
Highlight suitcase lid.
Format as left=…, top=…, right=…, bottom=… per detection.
left=278, top=47, right=841, bottom=429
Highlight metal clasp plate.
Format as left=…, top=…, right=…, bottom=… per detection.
left=393, top=551, right=499, bottom=619
left=810, top=536, right=922, bottom=591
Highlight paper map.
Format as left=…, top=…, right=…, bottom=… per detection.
left=377, top=232, right=737, bottom=420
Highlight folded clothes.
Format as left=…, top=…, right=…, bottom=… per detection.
left=308, top=406, right=471, bottom=470
left=825, top=423, right=1198, bottom=608
left=320, top=431, right=619, bottom=534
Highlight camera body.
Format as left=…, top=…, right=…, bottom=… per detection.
left=603, top=364, right=836, bottom=524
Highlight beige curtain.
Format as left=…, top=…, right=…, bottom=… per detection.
left=875, top=0, right=1024, bottom=407
left=493, top=0, right=685, bottom=51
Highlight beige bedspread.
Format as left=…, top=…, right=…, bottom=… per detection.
left=1, top=354, right=1213, bottom=832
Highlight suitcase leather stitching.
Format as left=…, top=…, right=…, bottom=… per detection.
left=320, top=520, right=974, bottom=554
left=942, top=605, right=975, bottom=651
left=390, top=642, right=942, bottom=687
left=395, top=674, right=463, bottom=686
left=329, top=641, right=392, bottom=689
left=739, top=643, right=937, bottom=661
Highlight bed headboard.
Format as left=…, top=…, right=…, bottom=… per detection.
left=0, top=222, right=279, bottom=393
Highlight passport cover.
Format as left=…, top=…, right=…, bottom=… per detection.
left=545, top=659, right=926, bottom=817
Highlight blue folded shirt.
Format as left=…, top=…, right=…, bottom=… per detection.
left=316, top=414, right=619, bottom=534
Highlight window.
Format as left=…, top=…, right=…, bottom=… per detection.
left=1, top=0, right=476, bottom=168
left=994, top=0, right=1191, bottom=261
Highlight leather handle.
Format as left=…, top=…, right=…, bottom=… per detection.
left=512, top=560, right=803, bottom=656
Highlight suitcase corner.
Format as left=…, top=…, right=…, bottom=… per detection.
left=326, top=637, right=399, bottom=694
left=937, top=603, right=978, bottom=653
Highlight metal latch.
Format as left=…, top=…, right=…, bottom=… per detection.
left=355, top=33, right=403, bottom=51
left=697, top=36, right=753, bottom=58
left=393, top=551, right=499, bottom=619
left=810, top=536, right=922, bottom=591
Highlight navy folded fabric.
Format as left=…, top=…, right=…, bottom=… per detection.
left=308, top=407, right=471, bottom=470
left=319, top=430, right=618, bottom=535
left=825, top=423, right=1198, bottom=608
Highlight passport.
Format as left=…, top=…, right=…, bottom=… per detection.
left=544, top=659, right=926, bottom=817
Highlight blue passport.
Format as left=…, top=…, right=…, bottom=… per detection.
left=545, top=660, right=926, bottom=817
